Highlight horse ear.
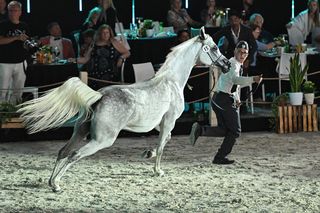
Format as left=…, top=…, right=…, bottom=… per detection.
left=199, top=26, right=206, bottom=40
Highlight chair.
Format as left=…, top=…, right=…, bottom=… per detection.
left=132, top=62, right=155, bottom=82
left=191, top=27, right=200, bottom=38
left=277, top=53, right=307, bottom=94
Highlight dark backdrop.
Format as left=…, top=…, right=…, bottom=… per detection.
left=17, top=0, right=305, bottom=39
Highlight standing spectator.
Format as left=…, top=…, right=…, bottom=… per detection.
left=0, top=1, right=29, bottom=104
left=200, top=0, right=223, bottom=27
left=40, top=22, right=75, bottom=60
left=167, top=0, right=201, bottom=33
left=81, top=6, right=101, bottom=32
left=287, top=0, right=320, bottom=45
left=0, top=0, right=7, bottom=21
left=69, top=24, right=130, bottom=90
left=96, top=0, right=117, bottom=32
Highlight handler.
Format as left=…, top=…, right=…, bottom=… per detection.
left=189, top=40, right=262, bottom=165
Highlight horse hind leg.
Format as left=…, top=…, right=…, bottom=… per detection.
left=50, top=135, right=118, bottom=192
left=49, top=119, right=90, bottom=189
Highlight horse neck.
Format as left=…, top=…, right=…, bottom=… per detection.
left=165, top=43, right=201, bottom=89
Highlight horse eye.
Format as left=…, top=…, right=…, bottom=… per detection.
left=211, top=45, right=217, bottom=51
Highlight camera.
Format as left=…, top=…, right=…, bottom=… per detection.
left=23, top=38, right=40, bottom=54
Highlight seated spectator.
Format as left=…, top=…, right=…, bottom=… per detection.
left=167, top=0, right=201, bottom=32
left=176, top=29, right=190, bottom=44
left=0, top=0, right=7, bottom=21
left=40, top=22, right=75, bottom=60
left=69, top=24, right=130, bottom=89
left=81, top=6, right=101, bottom=32
left=200, top=0, right=223, bottom=27
left=249, top=25, right=280, bottom=71
left=80, top=29, right=95, bottom=57
left=287, top=0, right=320, bottom=45
left=96, top=0, right=117, bottom=32
left=248, top=13, right=274, bottom=44
left=212, top=9, right=257, bottom=70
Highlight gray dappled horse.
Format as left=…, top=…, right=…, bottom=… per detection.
left=18, top=27, right=231, bottom=192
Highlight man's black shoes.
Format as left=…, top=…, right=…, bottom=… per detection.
left=212, top=158, right=235, bottom=165
left=189, top=122, right=201, bottom=146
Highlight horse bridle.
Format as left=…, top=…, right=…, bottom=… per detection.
left=201, top=44, right=224, bottom=68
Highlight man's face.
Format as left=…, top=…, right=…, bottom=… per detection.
left=229, top=15, right=241, bottom=27
left=234, top=48, right=249, bottom=63
left=49, top=24, right=62, bottom=37
left=8, top=5, right=21, bottom=22
left=309, top=1, right=318, bottom=13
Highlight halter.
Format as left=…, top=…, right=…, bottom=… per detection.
left=201, top=44, right=224, bottom=69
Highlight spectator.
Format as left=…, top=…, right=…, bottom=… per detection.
left=40, top=22, right=75, bottom=60
left=212, top=9, right=257, bottom=69
left=81, top=6, right=101, bottom=32
left=200, top=0, right=223, bottom=27
left=176, top=29, right=190, bottom=44
left=239, top=0, right=256, bottom=23
left=80, top=29, right=95, bottom=57
left=248, top=13, right=274, bottom=44
left=0, top=0, right=7, bottom=21
left=0, top=1, right=29, bottom=104
left=167, top=0, right=201, bottom=33
left=96, top=0, right=117, bottom=32
left=287, top=0, right=320, bottom=45
left=69, top=24, right=130, bottom=90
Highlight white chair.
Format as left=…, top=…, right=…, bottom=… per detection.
left=277, top=53, right=307, bottom=94
left=132, top=62, right=155, bottom=82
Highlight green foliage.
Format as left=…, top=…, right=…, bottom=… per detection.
left=302, top=80, right=316, bottom=93
left=289, top=53, right=309, bottom=92
left=143, top=19, right=154, bottom=29
left=269, top=93, right=289, bottom=131
left=0, top=102, right=19, bottom=124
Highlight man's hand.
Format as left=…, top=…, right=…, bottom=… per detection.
left=16, top=33, right=28, bottom=42
left=253, top=74, right=263, bottom=84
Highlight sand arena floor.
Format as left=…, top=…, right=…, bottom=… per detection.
left=1, top=132, right=320, bottom=212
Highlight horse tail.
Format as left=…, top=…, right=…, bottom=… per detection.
left=18, top=77, right=102, bottom=134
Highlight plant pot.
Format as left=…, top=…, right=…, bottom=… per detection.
left=146, top=29, right=154, bottom=37
left=289, top=92, right=303, bottom=105
left=304, top=93, right=314, bottom=105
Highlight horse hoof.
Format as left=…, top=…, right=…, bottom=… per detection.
left=141, top=150, right=153, bottom=159
left=154, top=170, right=165, bottom=177
left=52, top=186, right=61, bottom=193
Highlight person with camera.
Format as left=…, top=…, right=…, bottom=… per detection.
left=0, top=1, right=30, bottom=104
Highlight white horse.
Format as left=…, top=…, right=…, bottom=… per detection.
left=18, top=27, right=231, bottom=192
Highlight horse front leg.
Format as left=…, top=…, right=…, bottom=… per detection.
left=154, top=132, right=171, bottom=176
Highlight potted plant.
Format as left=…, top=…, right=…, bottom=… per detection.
left=302, top=80, right=316, bottom=104
left=143, top=19, right=154, bottom=37
left=288, top=53, right=308, bottom=105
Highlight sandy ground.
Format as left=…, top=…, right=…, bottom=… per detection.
left=1, top=132, right=320, bottom=212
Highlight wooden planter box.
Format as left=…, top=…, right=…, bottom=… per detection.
left=277, top=104, right=318, bottom=133
left=1, top=117, right=24, bottom=128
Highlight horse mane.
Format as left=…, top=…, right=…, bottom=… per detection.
left=154, top=36, right=200, bottom=79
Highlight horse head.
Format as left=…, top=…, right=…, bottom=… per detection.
left=198, top=27, right=231, bottom=73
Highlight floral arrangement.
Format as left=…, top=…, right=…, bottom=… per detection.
left=302, top=80, right=316, bottom=93
left=36, top=45, right=53, bottom=64
left=274, top=35, right=288, bottom=47
left=214, top=9, right=225, bottom=18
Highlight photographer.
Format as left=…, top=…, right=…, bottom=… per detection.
left=0, top=1, right=30, bottom=104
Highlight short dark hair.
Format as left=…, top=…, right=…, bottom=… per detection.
left=177, top=29, right=190, bottom=38
left=82, top=29, right=95, bottom=38
left=47, top=22, right=59, bottom=32
left=228, top=9, right=241, bottom=19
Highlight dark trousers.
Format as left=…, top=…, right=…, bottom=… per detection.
left=202, top=92, right=241, bottom=159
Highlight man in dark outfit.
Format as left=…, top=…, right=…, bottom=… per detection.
left=189, top=41, right=262, bottom=165
left=0, top=1, right=30, bottom=104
